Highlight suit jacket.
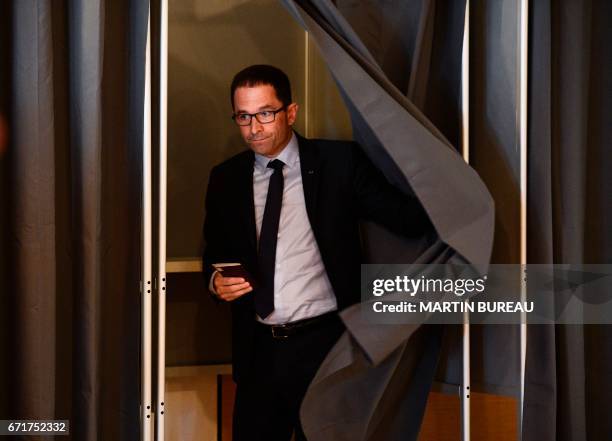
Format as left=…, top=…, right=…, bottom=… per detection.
left=202, top=132, right=431, bottom=384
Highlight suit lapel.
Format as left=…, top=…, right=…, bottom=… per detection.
left=297, top=133, right=320, bottom=229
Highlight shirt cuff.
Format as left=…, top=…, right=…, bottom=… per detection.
left=209, top=270, right=219, bottom=294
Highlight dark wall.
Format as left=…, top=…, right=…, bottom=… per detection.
left=166, top=273, right=232, bottom=365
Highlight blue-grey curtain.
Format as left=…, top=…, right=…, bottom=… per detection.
left=0, top=1, right=148, bottom=439
left=281, top=1, right=495, bottom=440
left=281, top=1, right=612, bottom=441
left=523, top=1, right=612, bottom=440
left=0, top=0, right=10, bottom=425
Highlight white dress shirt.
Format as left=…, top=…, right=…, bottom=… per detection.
left=251, top=132, right=337, bottom=324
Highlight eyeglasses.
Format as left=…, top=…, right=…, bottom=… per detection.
left=232, top=106, right=286, bottom=126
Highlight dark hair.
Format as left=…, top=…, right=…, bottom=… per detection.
left=230, top=64, right=292, bottom=109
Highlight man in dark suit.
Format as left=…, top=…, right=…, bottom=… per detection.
left=202, top=64, right=430, bottom=441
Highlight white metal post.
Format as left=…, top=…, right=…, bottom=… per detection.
left=460, top=1, right=471, bottom=440
left=155, top=0, right=168, bottom=439
left=142, top=3, right=153, bottom=440
left=518, top=0, right=529, bottom=438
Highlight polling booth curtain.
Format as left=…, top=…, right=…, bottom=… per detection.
left=0, top=1, right=148, bottom=439
left=331, top=0, right=467, bottom=149
left=523, top=1, right=612, bottom=440
left=0, top=0, right=9, bottom=423
left=281, top=1, right=495, bottom=440
left=281, top=1, right=612, bottom=441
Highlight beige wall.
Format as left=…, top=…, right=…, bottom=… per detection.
left=167, top=0, right=351, bottom=258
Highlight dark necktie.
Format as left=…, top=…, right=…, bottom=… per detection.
left=256, top=159, right=285, bottom=318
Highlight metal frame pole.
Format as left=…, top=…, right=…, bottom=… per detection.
left=155, top=0, right=168, bottom=438
left=460, top=2, right=471, bottom=440
left=518, top=0, right=529, bottom=438
left=141, top=3, right=153, bottom=439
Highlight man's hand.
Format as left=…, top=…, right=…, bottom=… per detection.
left=213, top=272, right=253, bottom=301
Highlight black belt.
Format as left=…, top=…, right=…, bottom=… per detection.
left=257, top=311, right=338, bottom=340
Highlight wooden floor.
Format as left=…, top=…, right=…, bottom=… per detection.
left=165, top=367, right=517, bottom=440
left=165, top=365, right=232, bottom=441
left=219, top=376, right=517, bottom=441
left=419, top=390, right=517, bottom=441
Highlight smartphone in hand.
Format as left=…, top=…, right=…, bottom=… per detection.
left=212, top=263, right=258, bottom=289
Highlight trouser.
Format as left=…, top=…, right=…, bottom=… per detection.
left=232, top=311, right=345, bottom=441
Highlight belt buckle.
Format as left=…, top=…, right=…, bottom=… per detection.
left=271, top=325, right=289, bottom=339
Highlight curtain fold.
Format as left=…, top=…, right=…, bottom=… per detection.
left=10, top=0, right=58, bottom=421
left=465, top=0, right=523, bottom=398
left=281, top=1, right=495, bottom=439
left=3, top=1, right=148, bottom=439
left=0, top=0, right=10, bottom=424
left=69, top=1, right=105, bottom=436
left=524, top=1, right=612, bottom=440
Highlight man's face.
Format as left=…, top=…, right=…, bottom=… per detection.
left=233, top=84, right=298, bottom=158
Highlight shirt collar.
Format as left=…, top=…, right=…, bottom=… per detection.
left=254, top=131, right=299, bottom=170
